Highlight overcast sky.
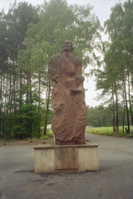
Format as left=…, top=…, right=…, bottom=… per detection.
left=0, top=0, right=127, bottom=106
left=1, top=0, right=126, bottom=25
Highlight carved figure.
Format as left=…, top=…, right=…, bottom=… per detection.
left=49, top=41, right=86, bottom=145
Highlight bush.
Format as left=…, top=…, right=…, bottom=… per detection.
left=13, top=104, right=43, bottom=139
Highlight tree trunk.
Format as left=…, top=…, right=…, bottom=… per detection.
left=43, top=78, right=51, bottom=135
left=112, top=90, right=116, bottom=133
left=128, top=73, right=133, bottom=125
left=123, top=75, right=130, bottom=133
left=115, top=84, right=119, bottom=133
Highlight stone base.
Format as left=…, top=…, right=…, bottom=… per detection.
left=34, top=143, right=99, bottom=173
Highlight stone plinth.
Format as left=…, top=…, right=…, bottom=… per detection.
left=34, top=143, right=99, bottom=173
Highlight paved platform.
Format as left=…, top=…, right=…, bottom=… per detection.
left=0, top=134, right=133, bottom=199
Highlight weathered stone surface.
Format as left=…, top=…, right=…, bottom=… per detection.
left=34, top=146, right=54, bottom=173
left=34, top=144, right=99, bottom=173
left=55, top=147, right=78, bottom=170
left=49, top=41, right=86, bottom=145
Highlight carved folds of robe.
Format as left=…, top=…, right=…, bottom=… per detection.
left=49, top=52, right=86, bottom=145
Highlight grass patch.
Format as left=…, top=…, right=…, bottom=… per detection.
left=86, top=126, right=113, bottom=136
left=40, top=135, right=49, bottom=140
left=40, top=129, right=53, bottom=140
left=0, top=129, right=53, bottom=145
left=0, top=138, right=16, bottom=144
left=86, top=126, right=133, bottom=138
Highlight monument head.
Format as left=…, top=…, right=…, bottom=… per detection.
left=61, top=41, right=73, bottom=52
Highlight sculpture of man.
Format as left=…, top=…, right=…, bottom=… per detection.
left=49, top=41, right=86, bottom=145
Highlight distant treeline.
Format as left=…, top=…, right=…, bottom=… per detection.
left=86, top=105, right=133, bottom=133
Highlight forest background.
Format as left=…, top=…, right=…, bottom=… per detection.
left=0, top=0, right=133, bottom=139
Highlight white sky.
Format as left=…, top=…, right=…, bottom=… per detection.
left=0, top=0, right=126, bottom=106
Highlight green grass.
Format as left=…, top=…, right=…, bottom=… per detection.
left=86, top=126, right=133, bottom=138
left=86, top=126, right=113, bottom=136
left=0, top=138, right=16, bottom=144
left=40, top=129, right=53, bottom=140
left=0, top=129, right=53, bottom=144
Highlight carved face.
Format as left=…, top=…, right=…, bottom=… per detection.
left=62, top=41, right=73, bottom=52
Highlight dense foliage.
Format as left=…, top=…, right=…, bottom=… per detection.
left=96, top=0, right=133, bottom=133
left=86, top=105, right=128, bottom=130
left=0, top=0, right=101, bottom=139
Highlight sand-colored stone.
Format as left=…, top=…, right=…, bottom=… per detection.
left=78, top=146, right=99, bottom=171
left=34, top=146, right=54, bottom=173
left=55, top=147, right=78, bottom=170
left=34, top=144, right=99, bottom=173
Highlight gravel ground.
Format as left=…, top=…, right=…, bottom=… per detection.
left=0, top=134, right=133, bottom=199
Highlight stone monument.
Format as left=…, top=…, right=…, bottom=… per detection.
left=49, top=41, right=86, bottom=145
left=34, top=42, right=99, bottom=173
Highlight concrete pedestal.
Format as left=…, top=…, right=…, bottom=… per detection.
left=34, top=143, right=99, bottom=173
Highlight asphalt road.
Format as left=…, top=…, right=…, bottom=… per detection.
left=0, top=134, right=133, bottom=199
